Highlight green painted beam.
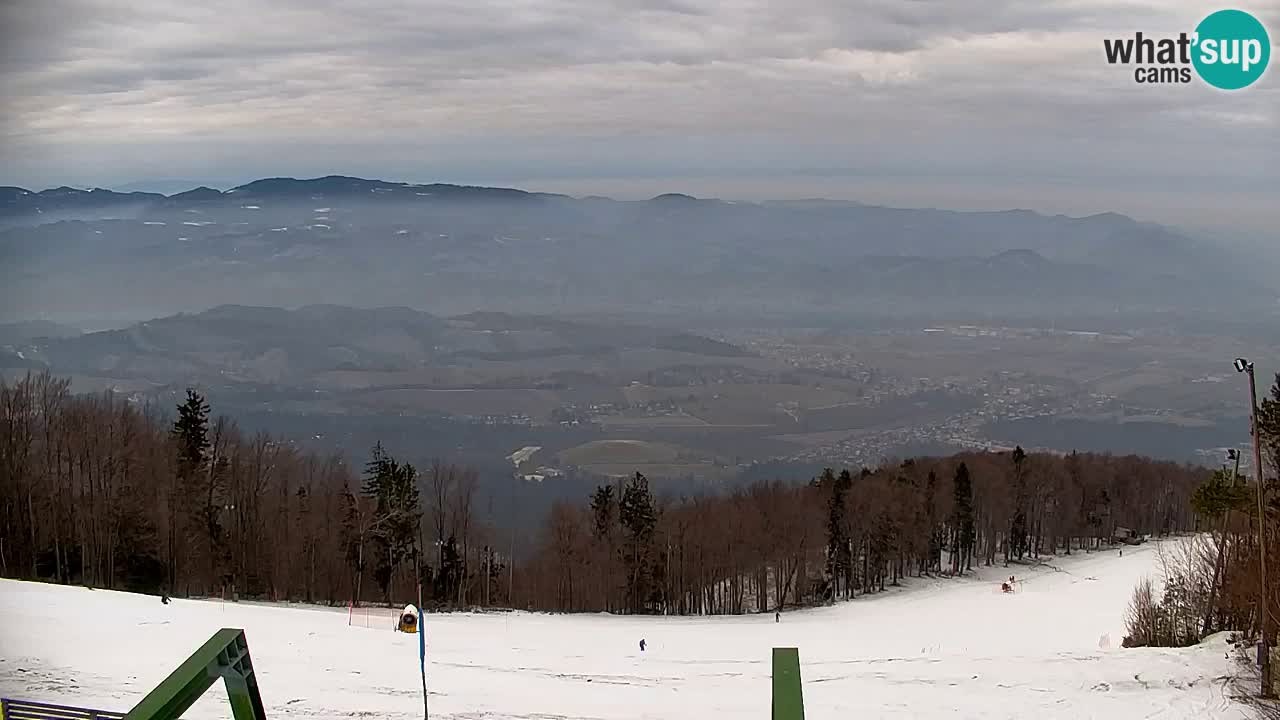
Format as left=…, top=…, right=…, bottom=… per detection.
left=772, top=647, right=804, bottom=720
left=124, top=628, right=266, bottom=720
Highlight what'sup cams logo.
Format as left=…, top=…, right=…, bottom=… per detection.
left=1104, top=9, right=1270, bottom=89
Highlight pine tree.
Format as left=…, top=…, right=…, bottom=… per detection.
left=1008, top=446, right=1029, bottom=563
left=1259, top=373, right=1280, bottom=486
left=590, top=484, right=618, bottom=610
left=590, top=485, right=616, bottom=540
left=820, top=468, right=852, bottom=599
left=924, top=469, right=943, bottom=573
left=1190, top=468, right=1250, bottom=518
left=171, top=389, right=209, bottom=469
left=169, top=389, right=211, bottom=594
left=434, top=534, right=462, bottom=604
left=619, top=472, right=656, bottom=613
left=295, top=484, right=315, bottom=603
left=952, top=462, right=974, bottom=575
left=361, top=443, right=422, bottom=605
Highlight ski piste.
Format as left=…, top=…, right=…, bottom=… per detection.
left=0, top=541, right=1253, bottom=718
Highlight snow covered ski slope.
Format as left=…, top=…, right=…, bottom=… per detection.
left=0, top=542, right=1250, bottom=719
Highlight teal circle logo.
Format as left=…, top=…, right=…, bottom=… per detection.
left=1192, top=9, right=1270, bottom=90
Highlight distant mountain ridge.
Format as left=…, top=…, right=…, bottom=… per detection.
left=1, top=174, right=1270, bottom=323
left=0, top=176, right=1191, bottom=256
left=0, top=174, right=1163, bottom=227
left=0, top=176, right=570, bottom=218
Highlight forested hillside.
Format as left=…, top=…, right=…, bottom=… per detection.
left=524, top=452, right=1206, bottom=614
left=3, top=371, right=1266, bottom=617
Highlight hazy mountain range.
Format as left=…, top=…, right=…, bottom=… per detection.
left=2, top=176, right=1273, bottom=328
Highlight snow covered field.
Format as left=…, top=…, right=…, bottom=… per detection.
left=0, top=542, right=1250, bottom=719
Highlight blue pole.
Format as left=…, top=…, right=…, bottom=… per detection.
left=418, top=607, right=427, bottom=720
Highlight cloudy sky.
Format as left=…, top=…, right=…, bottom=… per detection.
left=1, top=0, right=1276, bottom=232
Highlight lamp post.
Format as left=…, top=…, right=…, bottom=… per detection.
left=1235, top=357, right=1272, bottom=698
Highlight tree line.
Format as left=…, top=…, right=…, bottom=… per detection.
left=0, top=373, right=501, bottom=608
left=518, top=449, right=1210, bottom=614
left=3, top=370, right=1275, bottom=622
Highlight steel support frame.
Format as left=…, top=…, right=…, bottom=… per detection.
left=123, top=628, right=266, bottom=720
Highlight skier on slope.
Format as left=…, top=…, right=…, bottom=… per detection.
left=639, top=638, right=646, bottom=652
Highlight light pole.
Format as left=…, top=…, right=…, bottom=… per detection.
left=1235, top=357, right=1272, bottom=698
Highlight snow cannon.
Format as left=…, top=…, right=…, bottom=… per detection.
left=398, top=604, right=419, bottom=633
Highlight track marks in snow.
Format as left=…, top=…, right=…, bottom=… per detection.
left=0, top=664, right=80, bottom=694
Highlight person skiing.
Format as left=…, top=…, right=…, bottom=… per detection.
left=775, top=611, right=780, bottom=623
left=639, top=639, right=646, bottom=652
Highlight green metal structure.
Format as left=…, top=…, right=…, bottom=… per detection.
left=14, top=625, right=803, bottom=720
left=123, top=628, right=266, bottom=720
left=771, top=647, right=805, bottom=720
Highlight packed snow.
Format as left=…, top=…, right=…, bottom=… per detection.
left=0, top=543, right=1250, bottom=719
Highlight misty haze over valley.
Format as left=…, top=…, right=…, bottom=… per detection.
left=1, top=175, right=1274, bottom=515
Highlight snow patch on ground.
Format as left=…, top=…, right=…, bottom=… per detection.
left=0, top=544, right=1251, bottom=719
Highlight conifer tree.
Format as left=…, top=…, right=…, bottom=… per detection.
left=169, top=389, right=211, bottom=592
left=590, top=484, right=619, bottom=610
left=620, top=472, right=656, bottom=613
left=952, top=462, right=974, bottom=575
left=820, top=468, right=852, bottom=599
left=361, top=442, right=422, bottom=604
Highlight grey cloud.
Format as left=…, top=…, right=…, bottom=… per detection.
left=0, top=0, right=1276, bottom=235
